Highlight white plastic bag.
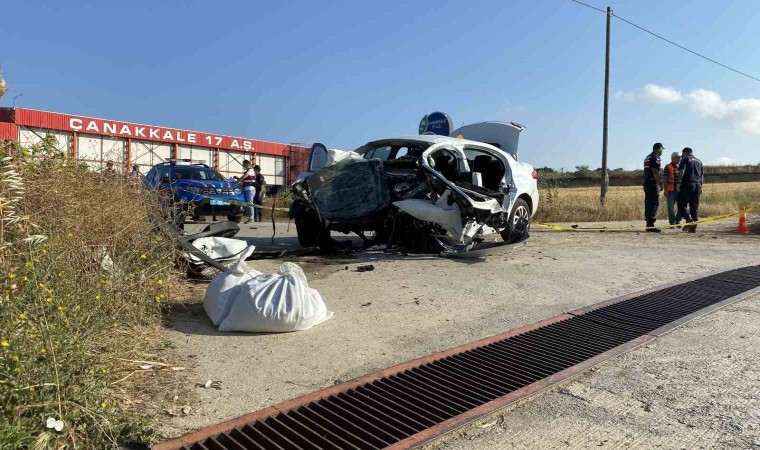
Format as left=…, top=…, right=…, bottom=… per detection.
left=218, top=262, right=333, bottom=333
left=203, top=246, right=261, bottom=326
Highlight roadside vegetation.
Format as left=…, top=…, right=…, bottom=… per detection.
left=536, top=181, right=760, bottom=223
left=0, top=136, right=182, bottom=449
left=537, top=164, right=760, bottom=188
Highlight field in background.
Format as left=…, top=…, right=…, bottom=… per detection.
left=536, top=182, right=760, bottom=223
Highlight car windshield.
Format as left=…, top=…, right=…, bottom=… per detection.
left=355, top=141, right=430, bottom=161
left=172, top=166, right=226, bottom=181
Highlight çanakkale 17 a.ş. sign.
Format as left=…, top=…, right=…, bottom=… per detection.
left=67, top=117, right=255, bottom=150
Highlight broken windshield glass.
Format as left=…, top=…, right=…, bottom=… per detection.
left=310, top=158, right=390, bottom=221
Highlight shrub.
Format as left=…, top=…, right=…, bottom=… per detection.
left=0, top=137, right=180, bottom=449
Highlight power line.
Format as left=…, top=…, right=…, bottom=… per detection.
left=569, top=0, right=760, bottom=84
left=570, top=0, right=606, bottom=14
left=612, top=14, right=760, bottom=83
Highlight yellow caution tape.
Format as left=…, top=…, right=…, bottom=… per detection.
left=533, top=206, right=756, bottom=232
left=187, top=194, right=292, bottom=212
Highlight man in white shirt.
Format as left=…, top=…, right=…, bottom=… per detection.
left=237, top=160, right=257, bottom=224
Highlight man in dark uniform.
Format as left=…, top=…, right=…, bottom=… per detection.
left=677, top=147, right=704, bottom=233
left=643, top=142, right=665, bottom=232
left=252, top=165, right=266, bottom=222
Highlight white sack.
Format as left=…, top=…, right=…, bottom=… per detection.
left=218, top=262, right=333, bottom=333
left=187, top=237, right=248, bottom=263
left=203, top=246, right=261, bottom=326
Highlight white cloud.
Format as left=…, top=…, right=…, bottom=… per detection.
left=642, top=84, right=684, bottom=104
left=620, top=83, right=760, bottom=136
left=614, top=90, right=636, bottom=102
left=710, top=157, right=738, bottom=166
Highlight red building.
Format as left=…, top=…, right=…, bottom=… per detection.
left=0, top=107, right=310, bottom=185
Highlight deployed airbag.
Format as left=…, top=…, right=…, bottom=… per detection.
left=309, top=158, right=390, bottom=221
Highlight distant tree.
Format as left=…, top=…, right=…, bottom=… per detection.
left=536, top=166, right=555, bottom=173
left=594, top=167, right=603, bottom=171
left=575, top=165, right=591, bottom=174
left=613, top=167, right=625, bottom=172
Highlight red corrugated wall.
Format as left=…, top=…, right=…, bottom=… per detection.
left=0, top=122, right=17, bottom=141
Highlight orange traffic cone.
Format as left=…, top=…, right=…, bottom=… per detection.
left=737, top=206, right=748, bottom=235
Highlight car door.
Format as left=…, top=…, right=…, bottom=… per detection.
left=463, top=144, right=515, bottom=209
left=143, top=168, right=156, bottom=189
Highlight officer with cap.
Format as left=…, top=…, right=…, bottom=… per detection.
left=677, top=147, right=704, bottom=233
left=643, top=142, right=665, bottom=232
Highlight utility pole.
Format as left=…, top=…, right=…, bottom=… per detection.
left=600, top=6, right=612, bottom=205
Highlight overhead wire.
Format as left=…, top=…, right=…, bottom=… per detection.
left=569, top=0, right=760, bottom=84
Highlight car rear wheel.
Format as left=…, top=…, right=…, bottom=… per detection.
left=227, top=215, right=243, bottom=223
left=500, top=198, right=531, bottom=244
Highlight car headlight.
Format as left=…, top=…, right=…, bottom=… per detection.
left=234, top=188, right=242, bottom=195
left=183, top=187, right=201, bottom=194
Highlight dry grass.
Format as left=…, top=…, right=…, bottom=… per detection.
left=1, top=137, right=184, bottom=449
left=536, top=182, right=760, bottom=223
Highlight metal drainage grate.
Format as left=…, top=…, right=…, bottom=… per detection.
left=158, top=265, right=760, bottom=450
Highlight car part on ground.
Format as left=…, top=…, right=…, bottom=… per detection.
left=177, top=222, right=243, bottom=278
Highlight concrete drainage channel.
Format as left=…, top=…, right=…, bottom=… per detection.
left=155, top=265, right=760, bottom=450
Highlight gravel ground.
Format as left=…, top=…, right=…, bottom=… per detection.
left=161, top=219, right=760, bottom=447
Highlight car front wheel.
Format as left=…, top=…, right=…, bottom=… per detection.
left=227, top=215, right=243, bottom=223
left=295, top=209, right=323, bottom=248
left=500, top=198, right=531, bottom=244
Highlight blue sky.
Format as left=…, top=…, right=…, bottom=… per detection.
left=2, top=0, right=760, bottom=170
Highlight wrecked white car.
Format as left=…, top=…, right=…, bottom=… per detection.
left=290, top=122, right=539, bottom=254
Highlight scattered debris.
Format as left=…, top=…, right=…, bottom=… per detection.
left=357, top=264, right=375, bottom=272
left=196, top=379, right=222, bottom=390
left=181, top=405, right=193, bottom=415
left=361, top=302, right=372, bottom=307
left=45, top=417, right=64, bottom=432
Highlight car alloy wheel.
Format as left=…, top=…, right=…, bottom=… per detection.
left=512, top=203, right=530, bottom=232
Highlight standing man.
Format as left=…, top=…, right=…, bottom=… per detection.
left=662, top=152, right=682, bottom=226
left=677, top=147, right=704, bottom=233
left=237, top=160, right=256, bottom=224
left=643, top=142, right=665, bottom=232
left=252, top=165, right=266, bottom=222
left=103, top=160, right=118, bottom=178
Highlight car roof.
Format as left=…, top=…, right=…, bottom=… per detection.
left=367, top=135, right=504, bottom=153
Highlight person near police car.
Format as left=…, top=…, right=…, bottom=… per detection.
left=643, top=142, right=665, bottom=232
left=252, top=164, right=266, bottom=222
left=663, top=152, right=682, bottom=226
left=237, top=160, right=257, bottom=224
left=677, top=147, right=703, bottom=233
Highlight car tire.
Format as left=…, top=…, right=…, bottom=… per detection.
left=227, top=215, right=243, bottom=223
left=295, top=209, right=322, bottom=248
left=501, top=198, right=531, bottom=244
